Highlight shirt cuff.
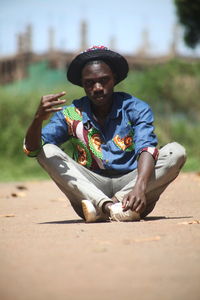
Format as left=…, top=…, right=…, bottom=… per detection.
left=139, top=147, right=159, bottom=160
left=23, top=140, right=43, bottom=157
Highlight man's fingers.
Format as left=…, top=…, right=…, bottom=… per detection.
left=51, top=91, right=66, bottom=98
left=44, top=99, right=66, bottom=108
left=134, top=201, right=146, bottom=213
left=45, top=107, right=64, bottom=113
left=122, top=196, right=128, bottom=208
left=122, top=198, right=133, bottom=211
left=135, top=203, right=142, bottom=213
left=132, top=198, right=143, bottom=211
left=43, top=91, right=66, bottom=102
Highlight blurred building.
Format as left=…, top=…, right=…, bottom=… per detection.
left=80, top=20, right=88, bottom=51
left=17, top=25, right=33, bottom=54
left=169, top=23, right=180, bottom=58
left=136, top=29, right=151, bottom=58
left=48, top=27, right=56, bottom=54
left=0, top=22, right=199, bottom=85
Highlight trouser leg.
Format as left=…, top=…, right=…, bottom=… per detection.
left=37, top=144, right=112, bottom=219
left=113, top=142, right=187, bottom=217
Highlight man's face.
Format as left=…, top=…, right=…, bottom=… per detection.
left=81, top=61, right=115, bottom=108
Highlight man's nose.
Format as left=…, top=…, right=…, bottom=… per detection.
left=93, top=82, right=103, bottom=91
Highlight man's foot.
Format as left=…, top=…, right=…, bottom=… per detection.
left=82, top=200, right=97, bottom=222
left=109, top=202, right=140, bottom=222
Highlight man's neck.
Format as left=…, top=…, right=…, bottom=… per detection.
left=92, top=102, right=113, bottom=128
left=92, top=97, right=113, bottom=119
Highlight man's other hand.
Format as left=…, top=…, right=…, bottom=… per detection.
left=122, top=184, right=147, bottom=214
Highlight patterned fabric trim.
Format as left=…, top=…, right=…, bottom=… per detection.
left=63, top=106, right=104, bottom=167
left=70, top=138, right=92, bottom=168
left=88, top=128, right=103, bottom=159
left=113, top=131, right=134, bottom=152
left=23, top=142, right=43, bottom=157
left=63, top=106, right=82, bottom=121
left=63, top=106, right=83, bottom=136
left=140, top=147, right=159, bottom=160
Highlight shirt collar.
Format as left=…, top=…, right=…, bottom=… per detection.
left=81, top=97, right=93, bottom=124
left=81, top=92, right=127, bottom=123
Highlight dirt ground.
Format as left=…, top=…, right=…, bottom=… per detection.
left=0, top=172, right=200, bottom=300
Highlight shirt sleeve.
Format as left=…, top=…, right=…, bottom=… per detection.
left=131, top=99, right=158, bottom=159
left=23, top=110, right=69, bottom=157
left=41, top=110, right=69, bottom=145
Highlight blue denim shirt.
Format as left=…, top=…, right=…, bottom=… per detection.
left=38, top=92, right=158, bottom=174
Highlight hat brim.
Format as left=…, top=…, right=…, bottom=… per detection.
left=66, top=49, right=129, bottom=87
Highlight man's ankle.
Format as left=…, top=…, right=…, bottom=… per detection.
left=102, top=201, right=113, bottom=215
left=111, top=196, right=120, bottom=203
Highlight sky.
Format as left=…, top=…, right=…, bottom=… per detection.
left=0, top=0, right=200, bottom=58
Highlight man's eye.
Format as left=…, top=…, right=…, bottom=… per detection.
left=101, top=77, right=108, bottom=84
left=85, top=81, right=93, bottom=87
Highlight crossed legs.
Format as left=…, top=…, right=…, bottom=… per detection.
left=37, top=142, right=186, bottom=220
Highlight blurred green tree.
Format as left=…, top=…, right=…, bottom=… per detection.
left=174, top=0, right=200, bottom=48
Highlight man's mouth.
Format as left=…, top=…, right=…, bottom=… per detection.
left=94, top=94, right=105, bottom=100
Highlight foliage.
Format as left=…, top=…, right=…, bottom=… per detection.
left=117, top=59, right=200, bottom=121
left=0, top=59, right=200, bottom=181
left=174, top=0, right=200, bottom=48
left=154, top=116, right=200, bottom=172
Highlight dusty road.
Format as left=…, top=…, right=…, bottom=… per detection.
left=0, top=172, right=200, bottom=300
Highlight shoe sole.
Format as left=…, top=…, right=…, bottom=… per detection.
left=82, top=200, right=97, bottom=223
left=111, top=212, right=140, bottom=222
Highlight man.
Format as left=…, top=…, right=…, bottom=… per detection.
left=24, top=45, right=186, bottom=222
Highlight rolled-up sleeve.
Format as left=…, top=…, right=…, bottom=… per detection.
left=131, top=100, right=158, bottom=158
left=41, top=111, right=69, bottom=145
left=23, top=110, right=69, bottom=157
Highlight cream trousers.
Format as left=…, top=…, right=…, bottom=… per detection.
left=37, top=142, right=186, bottom=219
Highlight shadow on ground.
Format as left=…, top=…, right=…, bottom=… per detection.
left=38, top=215, right=192, bottom=225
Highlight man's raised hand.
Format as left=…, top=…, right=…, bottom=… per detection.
left=35, top=91, right=66, bottom=120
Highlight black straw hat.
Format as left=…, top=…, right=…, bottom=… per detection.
left=67, top=45, right=129, bottom=86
